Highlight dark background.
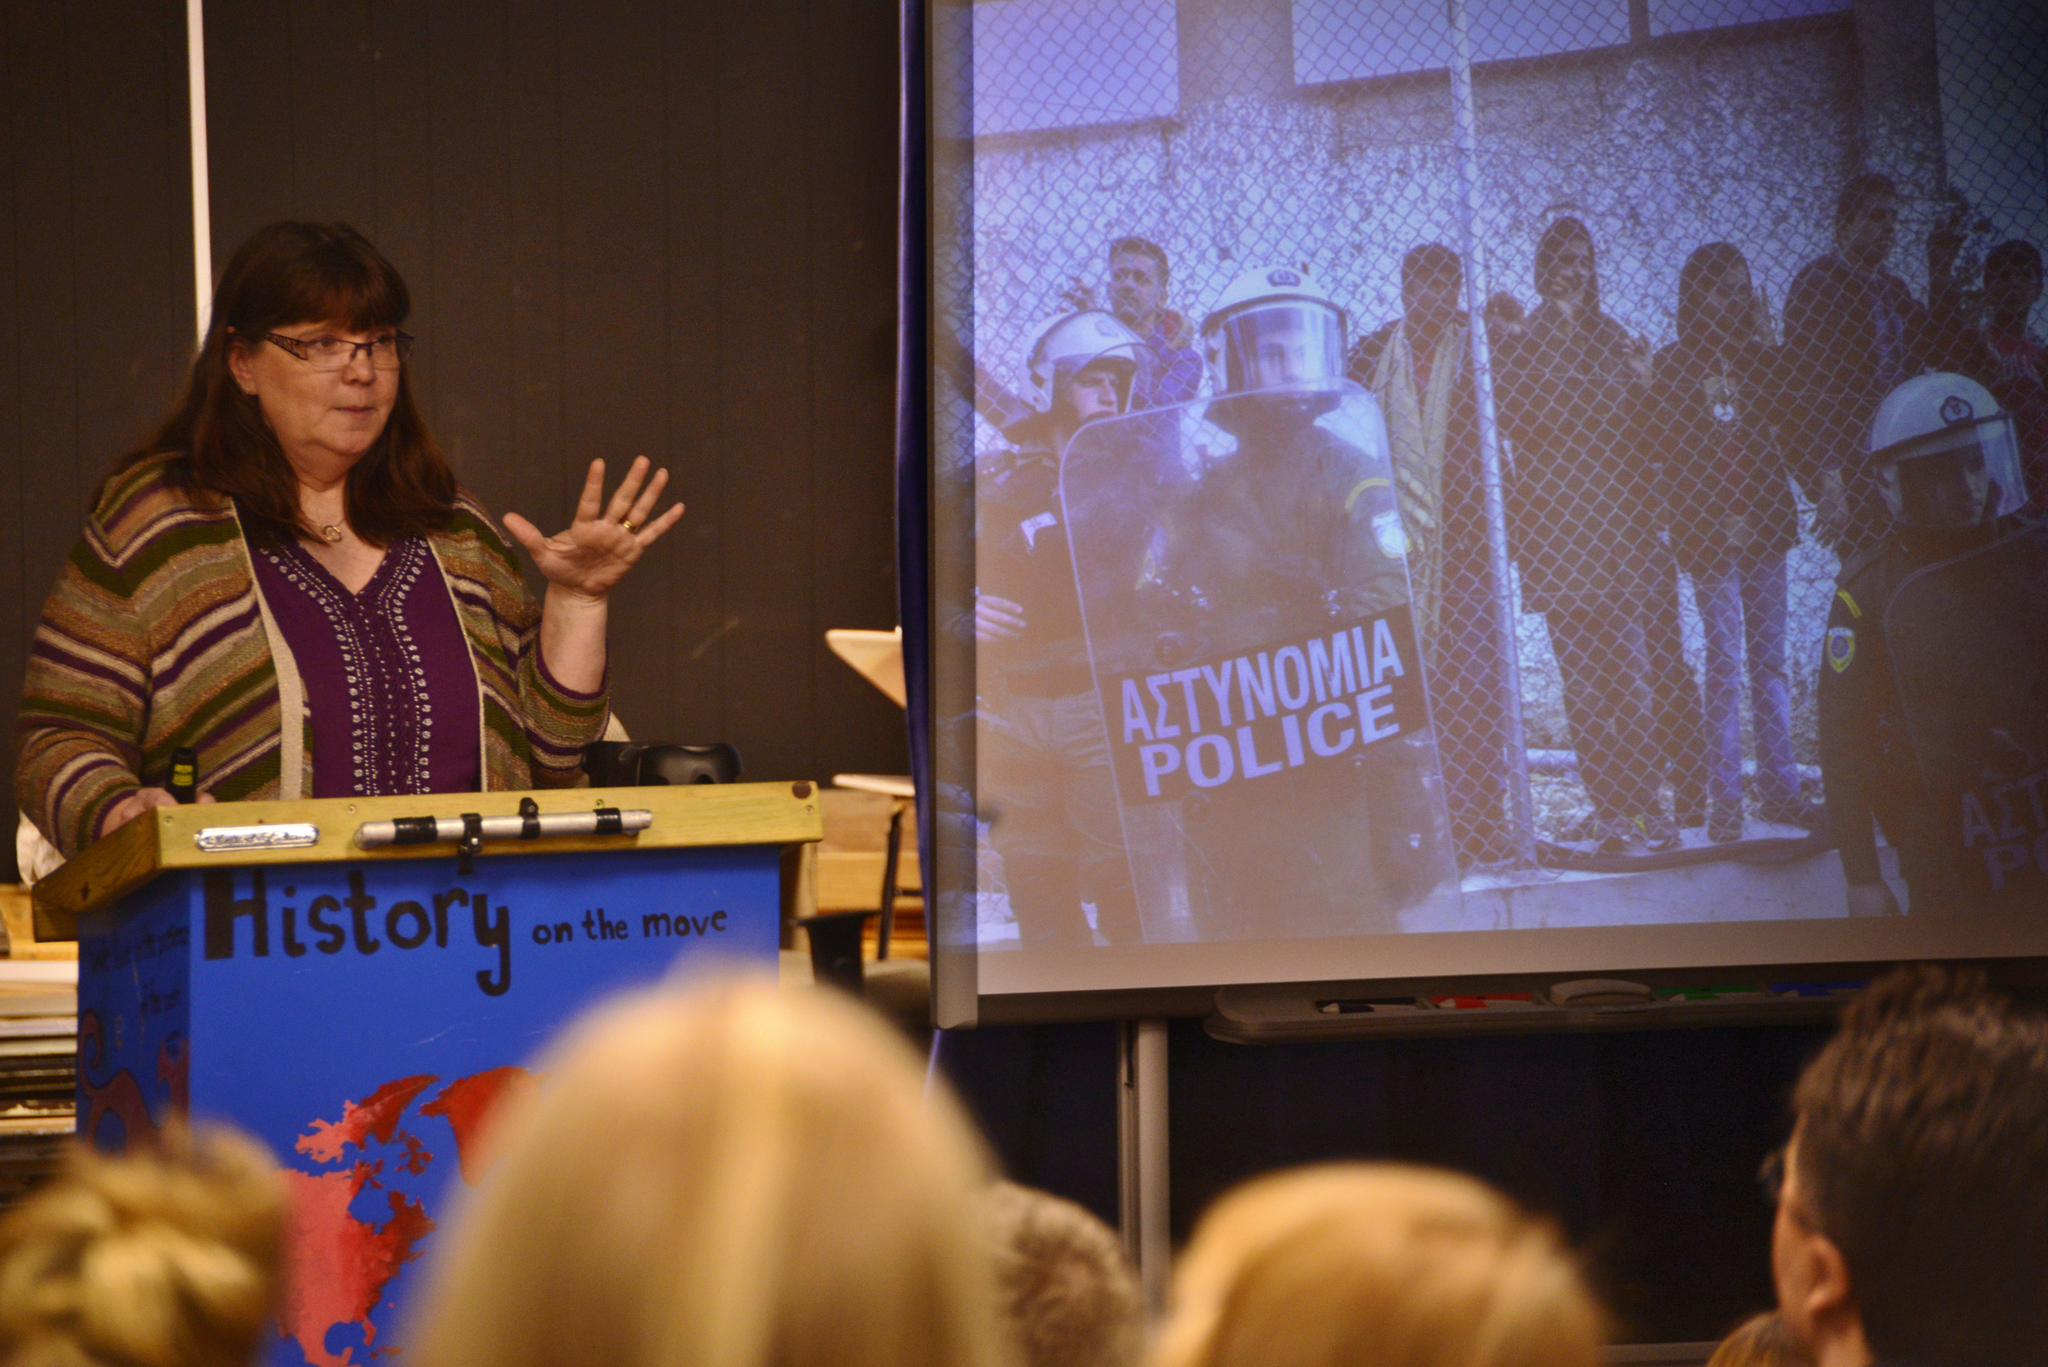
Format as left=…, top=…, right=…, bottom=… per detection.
left=0, top=0, right=908, bottom=879
left=1, top=0, right=199, bottom=875
left=941, top=1018, right=1829, bottom=1346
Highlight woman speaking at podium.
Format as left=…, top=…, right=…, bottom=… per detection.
left=14, top=221, right=682, bottom=857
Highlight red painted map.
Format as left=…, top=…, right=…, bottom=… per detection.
left=279, top=1068, right=533, bottom=1367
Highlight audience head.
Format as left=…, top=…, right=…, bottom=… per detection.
left=1401, top=244, right=1465, bottom=334
left=1705, top=1312, right=1813, bottom=1367
left=1150, top=1163, right=1604, bottom=1367
left=0, top=1125, right=285, bottom=1367
left=1773, top=964, right=2048, bottom=1367
left=1108, top=237, right=1173, bottom=334
left=1832, top=173, right=1899, bottom=270
left=1984, top=239, right=2043, bottom=326
left=1534, top=218, right=1598, bottom=315
left=407, top=976, right=1005, bottom=1367
left=1677, top=242, right=1757, bottom=351
left=980, top=1182, right=1144, bottom=1367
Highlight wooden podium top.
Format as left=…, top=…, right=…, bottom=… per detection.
left=34, top=781, right=823, bottom=933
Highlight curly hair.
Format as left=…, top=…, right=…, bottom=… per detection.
left=0, top=1126, right=285, bottom=1367
left=981, top=1183, right=1144, bottom=1367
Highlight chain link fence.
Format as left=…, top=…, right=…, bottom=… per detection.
left=931, top=0, right=2046, bottom=935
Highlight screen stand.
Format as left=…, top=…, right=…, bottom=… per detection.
left=1118, top=1018, right=1171, bottom=1309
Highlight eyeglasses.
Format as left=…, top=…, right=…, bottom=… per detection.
left=1759, top=1143, right=1820, bottom=1232
left=262, top=330, right=414, bottom=371
left=1757, top=1145, right=1786, bottom=1205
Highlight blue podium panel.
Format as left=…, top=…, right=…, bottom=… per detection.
left=77, top=873, right=191, bottom=1152
left=76, top=842, right=783, bottom=1367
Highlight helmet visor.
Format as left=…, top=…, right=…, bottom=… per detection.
left=1876, top=413, right=2026, bottom=528
left=1217, top=302, right=1346, bottom=393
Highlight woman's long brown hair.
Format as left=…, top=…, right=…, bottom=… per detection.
left=119, top=221, right=457, bottom=546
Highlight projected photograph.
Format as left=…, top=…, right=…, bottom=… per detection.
left=929, top=0, right=2048, bottom=954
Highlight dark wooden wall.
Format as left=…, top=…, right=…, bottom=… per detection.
left=1, top=0, right=907, bottom=875
left=0, top=0, right=198, bottom=879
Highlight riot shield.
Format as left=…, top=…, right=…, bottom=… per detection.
left=1884, top=520, right=2048, bottom=908
left=1059, top=381, right=1462, bottom=942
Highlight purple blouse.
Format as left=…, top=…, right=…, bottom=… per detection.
left=250, top=537, right=483, bottom=798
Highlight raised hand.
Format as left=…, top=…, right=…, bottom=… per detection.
left=503, top=457, right=686, bottom=602
left=975, top=594, right=1028, bottom=642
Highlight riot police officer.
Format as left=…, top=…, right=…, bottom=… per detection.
left=972, top=310, right=1150, bottom=946
left=1818, top=372, right=2046, bottom=914
left=1115, top=267, right=1453, bottom=936
left=1183, top=267, right=1413, bottom=630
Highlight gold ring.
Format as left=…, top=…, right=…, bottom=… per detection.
left=620, top=518, right=638, bottom=533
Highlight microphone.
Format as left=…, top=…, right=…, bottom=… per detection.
left=167, top=747, right=200, bottom=804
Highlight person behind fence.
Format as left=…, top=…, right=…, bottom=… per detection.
left=1768, top=964, right=2048, bottom=1367
left=1971, top=239, right=2048, bottom=505
left=1107, top=236, right=1203, bottom=410
left=1783, top=173, right=1975, bottom=558
left=1347, top=243, right=1512, bottom=864
left=1496, top=217, right=1707, bottom=853
left=967, top=310, right=1147, bottom=946
left=938, top=236, right=1202, bottom=439
left=1816, top=372, right=2039, bottom=915
left=1647, top=243, right=1823, bottom=843
left=1148, top=1163, right=1605, bottom=1367
left=979, top=1181, right=1145, bottom=1367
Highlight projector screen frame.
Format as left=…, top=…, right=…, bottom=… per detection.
left=914, top=0, right=2048, bottom=1031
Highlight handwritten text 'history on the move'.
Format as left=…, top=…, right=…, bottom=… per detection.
left=200, top=871, right=731, bottom=997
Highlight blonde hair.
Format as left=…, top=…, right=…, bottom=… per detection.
left=0, top=1126, right=285, bottom=1367
left=407, top=976, right=1006, bottom=1367
left=1150, top=1163, right=1603, bottom=1367
left=1705, top=1313, right=1812, bottom=1367
left=981, top=1181, right=1145, bottom=1367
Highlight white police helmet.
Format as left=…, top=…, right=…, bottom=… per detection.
left=1200, top=266, right=1349, bottom=396
left=1868, top=373, right=2026, bottom=529
left=1022, top=310, right=1143, bottom=415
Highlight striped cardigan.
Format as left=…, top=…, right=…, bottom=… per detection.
left=16, top=453, right=610, bottom=855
